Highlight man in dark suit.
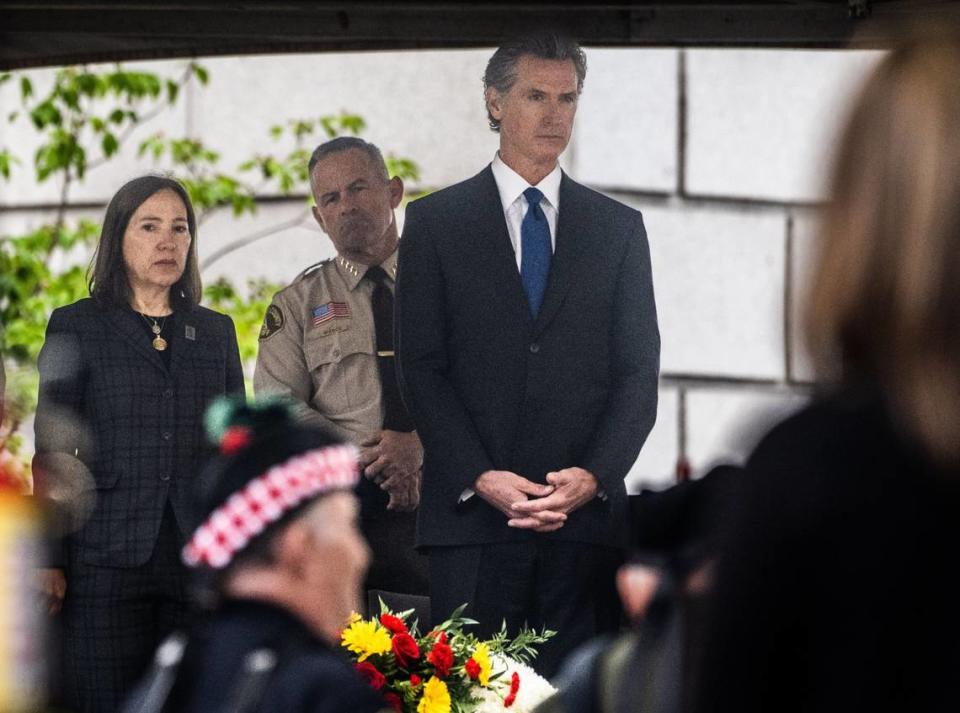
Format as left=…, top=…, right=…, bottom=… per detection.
left=396, top=32, right=660, bottom=676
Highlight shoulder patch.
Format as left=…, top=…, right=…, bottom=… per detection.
left=259, top=304, right=285, bottom=341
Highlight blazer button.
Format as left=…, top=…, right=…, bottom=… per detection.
left=529, top=343, right=540, bottom=354
left=162, top=388, right=173, bottom=399
left=162, top=431, right=172, bottom=441
left=159, top=472, right=171, bottom=482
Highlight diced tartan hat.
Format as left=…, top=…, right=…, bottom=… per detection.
left=182, top=397, right=359, bottom=569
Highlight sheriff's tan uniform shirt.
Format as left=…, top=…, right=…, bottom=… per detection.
left=253, top=250, right=398, bottom=443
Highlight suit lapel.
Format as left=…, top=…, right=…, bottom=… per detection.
left=473, top=167, right=530, bottom=321
left=102, top=304, right=167, bottom=373
left=534, top=173, right=589, bottom=334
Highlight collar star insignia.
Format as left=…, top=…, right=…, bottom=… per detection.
left=336, top=256, right=360, bottom=277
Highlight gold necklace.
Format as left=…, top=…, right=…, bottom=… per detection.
left=138, top=312, right=169, bottom=351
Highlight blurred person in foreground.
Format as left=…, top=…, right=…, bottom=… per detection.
left=692, top=29, right=960, bottom=713
left=122, top=398, right=386, bottom=713
left=536, top=464, right=742, bottom=713
left=32, top=175, right=245, bottom=711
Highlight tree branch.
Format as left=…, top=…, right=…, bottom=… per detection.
left=199, top=209, right=313, bottom=272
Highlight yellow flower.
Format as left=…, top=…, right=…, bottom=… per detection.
left=417, top=676, right=451, bottom=713
left=472, top=643, right=492, bottom=687
left=340, top=618, right=391, bottom=662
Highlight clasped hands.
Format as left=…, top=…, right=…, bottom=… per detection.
left=358, top=430, right=423, bottom=511
left=474, top=467, right=598, bottom=532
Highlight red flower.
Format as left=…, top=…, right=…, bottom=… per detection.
left=355, top=661, right=386, bottom=691
left=380, top=613, right=408, bottom=635
left=410, top=674, right=422, bottom=686
left=504, top=671, right=521, bottom=707
left=427, top=636, right=454, bottom=678
left=220, top=426, right=252, bottom=455
left=391, top=632, right=420, bottom=668
left=382, top=691, right=403, bottom=712
left=465, top=658, right=481, bottom=680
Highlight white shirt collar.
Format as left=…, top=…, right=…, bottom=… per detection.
left=491, top=152, right=562, bottom=213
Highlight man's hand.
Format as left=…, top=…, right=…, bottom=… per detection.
left=359, top=430, right=423, bottom=483
left=474, top=470, right=566, bottom=532
left=507, top=467, right=598, bottom=530
left=35, top=568, right=66, bottom=616
left=380, top=468, right=421, bottom=511
left=359, top=430, right=423, bottom=512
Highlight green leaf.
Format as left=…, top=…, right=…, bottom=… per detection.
left=165, top=79, right=179, bottom=104
left=75, top=72, right=101, bottom=97
left=339, top=113, right=366, bottom=135
left=0, top=150, right=19, bottom=180
left=101, top=132, right=119, bottom=158
left=20, top=76, right=33, bottom=100
left=192, top=63, right=209, bottom=85
left=109, top=108, right=126, bottom=124
left=29, top=101, right=63, bottom=129
left=269, top=125, right=283, bottom=139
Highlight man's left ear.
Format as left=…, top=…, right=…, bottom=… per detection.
left=389, top=176, right=404, bottom=209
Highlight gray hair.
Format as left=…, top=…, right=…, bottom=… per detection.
left=483, top=32, right=587, bottom=132
left=308, top=137, right=389, bottom=189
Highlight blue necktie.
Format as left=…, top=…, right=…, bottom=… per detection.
left=520, top=187, right=551, bottom=318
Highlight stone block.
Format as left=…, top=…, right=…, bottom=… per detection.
left=621, top=198, right=788, bottom=380
left=685, top=49, right=883, bottom=203
left=574, top=49, right=678, bottom=193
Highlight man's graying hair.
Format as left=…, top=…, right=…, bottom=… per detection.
left=483, top=32, right=587, bottom=132
left=308, top=137, right=389, bottom=187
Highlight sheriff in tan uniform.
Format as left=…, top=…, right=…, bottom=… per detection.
left=254, top=137, right=427, bottom=603
left=255, top=252, right=395, bottom=444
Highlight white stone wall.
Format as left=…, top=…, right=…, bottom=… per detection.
left=0, top=46, right=885, bottom=491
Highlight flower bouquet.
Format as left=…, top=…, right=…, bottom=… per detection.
left=340, top=603, right=557, bottom=712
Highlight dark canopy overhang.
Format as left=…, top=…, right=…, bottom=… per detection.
left=2, top=1, right=959, bottom=70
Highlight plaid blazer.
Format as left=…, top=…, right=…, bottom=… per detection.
left=33, top=298, right=245, bottom=568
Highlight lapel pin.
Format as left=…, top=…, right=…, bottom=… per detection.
left=185, top=325, right=196, bottom=341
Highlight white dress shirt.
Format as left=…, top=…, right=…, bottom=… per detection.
left=491, top=153, right=562, bottom=271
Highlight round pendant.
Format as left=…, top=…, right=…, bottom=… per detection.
left=152, top=336, right=168, bottom=351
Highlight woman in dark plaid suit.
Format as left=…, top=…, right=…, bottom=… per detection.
left=32, top=175, right=245, bottom=712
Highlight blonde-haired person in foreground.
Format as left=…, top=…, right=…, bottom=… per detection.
left=692, top=29, right=960, bottom=713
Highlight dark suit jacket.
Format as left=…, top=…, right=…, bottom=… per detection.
left=33, top=298, right=245, bottom=568
left=396, top=166, right=659, bottom=549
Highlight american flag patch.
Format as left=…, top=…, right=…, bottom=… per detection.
left=312, top=302, right=350, bottom=326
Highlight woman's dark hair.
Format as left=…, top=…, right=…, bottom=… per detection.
left=88, top=175, right=201, bottom=309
